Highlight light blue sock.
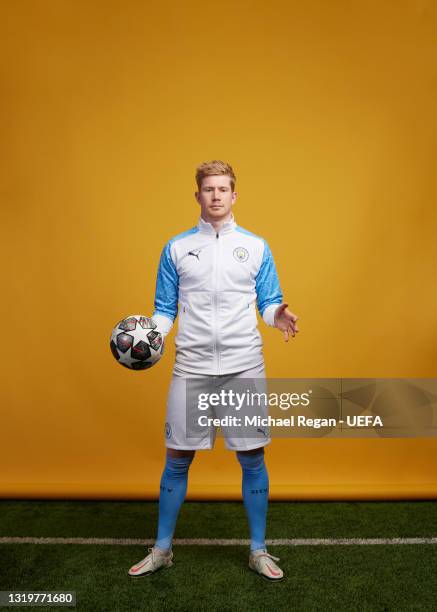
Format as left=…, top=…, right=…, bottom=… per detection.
left=237, top=449, right=269, bottom=552
left=155, top=454, right=193, bottom=551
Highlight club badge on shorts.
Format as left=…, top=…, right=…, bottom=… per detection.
left=233, top=247, right=249, bottom=262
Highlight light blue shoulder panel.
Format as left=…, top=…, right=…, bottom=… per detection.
left=153, top=227, right=198, bottom=322
left=236, top=226, right=283, bottom=315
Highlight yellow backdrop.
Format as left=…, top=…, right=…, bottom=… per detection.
left=1, top=0, right=436, bottom=499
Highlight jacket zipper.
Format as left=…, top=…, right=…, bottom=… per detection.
left=213, top=231, right=220, bottom=373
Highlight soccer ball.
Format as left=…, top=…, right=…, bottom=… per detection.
left=110, top=315, right=164, bottom=370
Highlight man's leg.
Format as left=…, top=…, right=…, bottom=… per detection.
left=128, top=448, right=195, bottom=577
left=155, top=448, right=195, bottom=551
left=236, top=447, right=284, bottom=580
left=236, top=447, right=269, bottom=552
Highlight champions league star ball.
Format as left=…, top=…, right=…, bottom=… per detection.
left=110, top=315, right=164, bottom=370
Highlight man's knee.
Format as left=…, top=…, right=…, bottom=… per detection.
left=236, top=447, right=265, bottom=472
left=237, top=447, right=265, bottom=456
left=167, top=448, right=196, bottom=459
left=162, top=450, right=195, bottom=480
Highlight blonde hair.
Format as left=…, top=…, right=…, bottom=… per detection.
left=195, top=160, right=236, bottom=191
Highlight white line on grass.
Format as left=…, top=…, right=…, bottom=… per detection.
left=1, top=537, right=437, bottom=546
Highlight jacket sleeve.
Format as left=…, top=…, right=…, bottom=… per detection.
left=152, top=241, right=179, bottom=336
left=255, top=240, right=283, bottom=327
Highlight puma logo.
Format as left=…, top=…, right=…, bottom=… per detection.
left=188, top=249, right=201, bottom=260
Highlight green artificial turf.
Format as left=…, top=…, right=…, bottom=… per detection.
left=1, top=500, right=437, bottom=539
left=1, top=501, right=437, bottom=611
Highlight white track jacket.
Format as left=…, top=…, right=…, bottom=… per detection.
left=152, top=215, right=283, bottom=375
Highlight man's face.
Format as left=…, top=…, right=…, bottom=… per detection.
left=195, top=175, right=237, bottom=222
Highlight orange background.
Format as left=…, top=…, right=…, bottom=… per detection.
left=1, top=0, right=437, bottom=499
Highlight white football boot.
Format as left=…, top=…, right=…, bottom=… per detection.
left=128, top=547, right=173, bottom=577
left=249, top=549, right=284, bottom=581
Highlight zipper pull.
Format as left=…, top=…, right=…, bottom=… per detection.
left=216, top=232, right=219, bottom=239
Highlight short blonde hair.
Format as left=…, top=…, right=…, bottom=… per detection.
left=195, top=160, right=236, bottom=191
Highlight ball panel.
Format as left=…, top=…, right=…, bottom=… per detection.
left=132, top=340, right=151, bottom=361
left=131, top=360, right=154, bottom=370
left=139, top=316, right=156, bottom=330
left=116, top=332, right=134, bottom=353
left=147, top=330, right=162, bottom=351
left=110, top=339, right=120, bottom=360
left=118, top=317, right=137, bottom=331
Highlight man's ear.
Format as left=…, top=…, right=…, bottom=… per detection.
left=194, top=191, right=200, bottom=204
left=232, top=191, right=237, bottom=203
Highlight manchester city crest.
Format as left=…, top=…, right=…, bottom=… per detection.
left=233, top=247, right=249, bottom=262
left=165, top=422, right=172, bottom=439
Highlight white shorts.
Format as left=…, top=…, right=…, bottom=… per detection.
left=164, top=362, right=271, bottom=451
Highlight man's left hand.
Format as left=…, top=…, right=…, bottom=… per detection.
left=274, top=303, right=299, bottom=342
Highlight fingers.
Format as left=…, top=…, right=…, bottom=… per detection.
left=288, top=311, right=298, bottom=323
left=283, top=322, right=298, bottom=341
left=287, top=311, right=299, bottom=334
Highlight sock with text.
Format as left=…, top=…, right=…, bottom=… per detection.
left=237, top=449, right=269, bottom=552
left=155, top=453, right=194, bottom=551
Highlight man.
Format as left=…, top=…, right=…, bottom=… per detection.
left=128, top=160, right=298, bottom=580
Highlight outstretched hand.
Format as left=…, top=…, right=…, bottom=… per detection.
left=274, top=303, right=299, bottom=342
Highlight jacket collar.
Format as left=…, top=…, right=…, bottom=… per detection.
left=197, top=213, right=237, bottom=235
